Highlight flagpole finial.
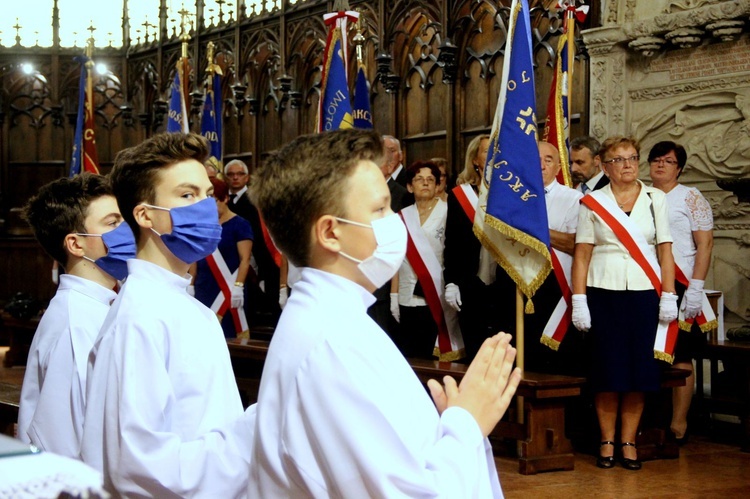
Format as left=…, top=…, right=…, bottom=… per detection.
left=85, top=21, right=96, bottom=58
left=352, top=21, right=366, bottom=64
left=206, top=41, right=223, bottom=76
left=178, top=7, right=192, bottom=57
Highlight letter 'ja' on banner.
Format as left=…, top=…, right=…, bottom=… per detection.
left=316, top=10, right=358, bottom=132
left=473, top=0, right=552, bottom=311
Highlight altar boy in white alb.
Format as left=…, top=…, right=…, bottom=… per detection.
left=80, top=133, right=255, bottom=497
left=18, top=173, right=135, bottom=458
left=249, top=129, right=522, bottom=498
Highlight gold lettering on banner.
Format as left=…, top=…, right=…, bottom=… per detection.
left=516, top=106, right=537, bottom=136
left=509, top=177, right=524, bottom=192
left=494, top=169, right=540, bottom=202
left=504, top=237, right=530, bottom=257
left=508, top=80, right=516, bottom=91
left=498, top=171, right=513, bottom=182
left=324, top=90, right=348, bottom=130
left=521, top=71, right=530, bottom=83
left=520, top=190, right=537, bottom=201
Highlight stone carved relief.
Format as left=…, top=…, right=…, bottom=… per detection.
left=714, top=256, right=750, bottom=320
left=610, top=53, right=625, bottom=126
left=625, top=0, right=750, bottom=40
left=606, top=0, right=619, bottom=25
left=625, top=0, right=637, bottom=23
left=663, top=0, right=722, bottom=14
left=633, top=91, right=750, bottom=179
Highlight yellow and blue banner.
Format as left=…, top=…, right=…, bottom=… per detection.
left=167, top=63, right=189, bottom=133
left=201, top=73, right=223, bottom=168
left=69, top=56, right=99, bottom=176
left=473, top=0, right=552, bottom=311
left=316, top=10, right=358, bottom=132
left=352, top=64, right=373, bottom=129
left=542, top=35, right=572, bottom=187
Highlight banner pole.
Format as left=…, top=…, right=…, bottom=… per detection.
left=515, top=285, right=524, bottom=426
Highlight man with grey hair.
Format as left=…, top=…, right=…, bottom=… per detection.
left=226, top=159, right=282, bottom=325
left=383, top=135, right=408, bottom=188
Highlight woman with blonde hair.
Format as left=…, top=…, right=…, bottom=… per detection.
left=443, top=134, right=512, bottom=360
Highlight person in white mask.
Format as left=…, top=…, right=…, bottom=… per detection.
left=248, top=128, right=522, bottom=498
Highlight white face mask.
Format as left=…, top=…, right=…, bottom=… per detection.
left=336, top=213, right=407, bottom=289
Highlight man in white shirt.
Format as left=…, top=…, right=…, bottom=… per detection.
left=18, top=173, right=129, bottom=458
left=570, top=136, right=608, bottom=194
left=81, top=133, right=255, bottom=497
left=249, top=128, right=521, bottom=498
left=527, top=142, right=584, bottom=373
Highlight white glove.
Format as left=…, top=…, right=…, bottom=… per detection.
left=231, top=284, right=244, bottom=308
left=659, top=292, right=678, bottom=322
left=279, top=286, right=288, bottom=309
left=445, top=283, right=462, bottom=311
left=187, top=284, right=195, bottom=297
left=683, top=279, right=704, bottom=320
left=390, top=293, right=400, bottom=323
left=571, top=294, right=591, bottom=331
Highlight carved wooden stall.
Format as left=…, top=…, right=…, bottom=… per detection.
left=0, top=0, right=594, bottom=306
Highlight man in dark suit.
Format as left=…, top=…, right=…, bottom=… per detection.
left=570, top=136, right=609, bottom=194
left=383, top=135, right=407, bottom=186
left=367, top=151, right=411, bottom=344
left=225, top=159, right=281, bottom=326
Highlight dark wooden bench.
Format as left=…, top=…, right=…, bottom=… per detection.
left=694, top=338, right=750, bottom=452
left=0, top=382, right=21, bottom=437
left=0, top=311, right=39, bottom=368
left=227, top=338, right=587, bottom=475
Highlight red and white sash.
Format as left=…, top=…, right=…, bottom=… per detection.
left=400, top=206, right=465, bottom=361
left=581, top=191, right=679, bottom=363
left=452, top=184, right=477, bottom=222
left=540, top=248, right=573, bottom=350
left=673, top=253, right=718, bottom=332
left=258, top=217, right=282, bottom=268
left=205, top=249, right=249, bottom=338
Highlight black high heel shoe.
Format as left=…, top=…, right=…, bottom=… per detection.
left=596, top=441, right=615, bottom=469
left=619, top=442, right=642, bottom=470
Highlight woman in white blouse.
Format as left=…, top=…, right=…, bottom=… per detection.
left=649, top=140, right=714, bottom=445
left=571, top=136, right=677, bottom=471
left=390, top=161, right=448, bottom=359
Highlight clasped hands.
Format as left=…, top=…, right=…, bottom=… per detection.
left=426, top=332, right=522, bottom=437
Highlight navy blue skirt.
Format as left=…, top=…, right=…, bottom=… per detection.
left=588, top=287, right=661, bottom=393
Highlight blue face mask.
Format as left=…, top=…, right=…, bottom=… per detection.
left=144, top=197, right=222, bottom=264
left=77, top=222, right=137, bottom=280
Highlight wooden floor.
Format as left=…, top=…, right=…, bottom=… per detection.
left=3, top=347, right=749, bottom=497
left=496, top=437, right=750, bottom=498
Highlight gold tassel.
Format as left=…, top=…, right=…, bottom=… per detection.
left=654, top=350, right=674, bottom=364
left=525, top=298, right=534, bottom=314
left=540, top=335, right=560, bottom=351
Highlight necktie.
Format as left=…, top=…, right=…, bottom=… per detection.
left=581, top=183, right=590, bottom=195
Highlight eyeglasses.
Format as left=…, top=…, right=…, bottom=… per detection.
left=603, top=155, right=639, bottom=166
left=225, top=172, right=247, bottom=178
left=650, top=157, right=678, bottom=166
left=412, top=176, right=436, bottom=184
